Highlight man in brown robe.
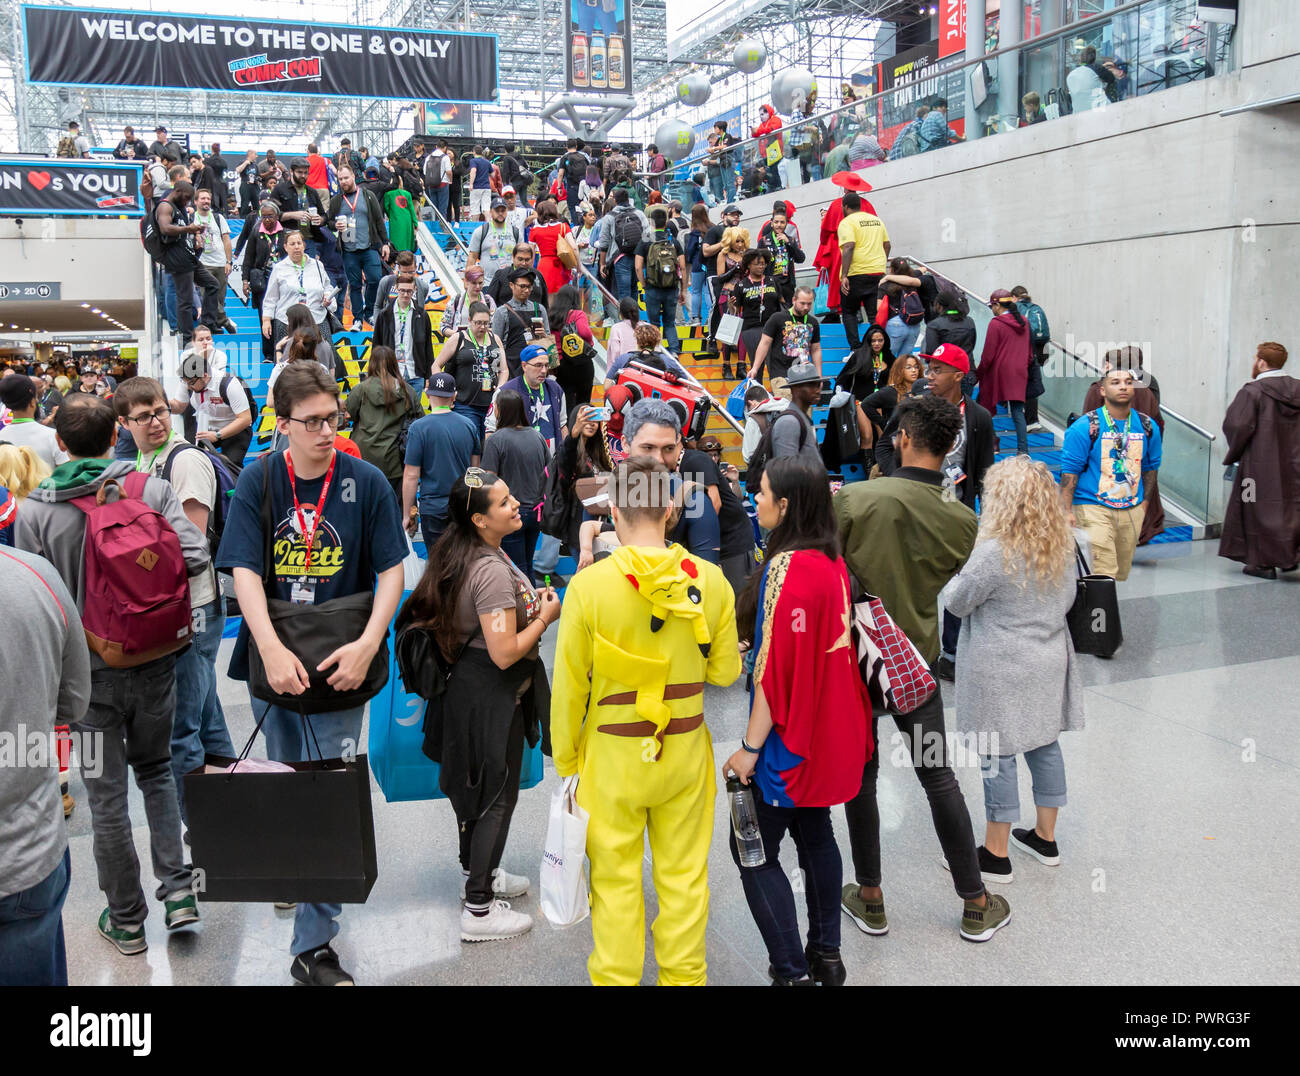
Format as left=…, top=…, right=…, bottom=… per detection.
left=1219, top=342, right=1300, bottom=579
left=1082, top=346, right=1165, bottom=543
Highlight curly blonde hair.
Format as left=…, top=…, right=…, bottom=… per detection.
left=976, top=455, right=1072, bottom=585
left=721, top=226, right=750, bottom=253
left=0, top=444, right=51, bottom=501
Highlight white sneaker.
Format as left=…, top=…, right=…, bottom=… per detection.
left=460, top=900, right=533, bottom=942
left=460, top=867, right=530, bottom=900
left=1025, top=422, right=1044, bottom=433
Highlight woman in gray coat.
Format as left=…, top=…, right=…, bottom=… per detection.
left=939, top=455, right=1084, bottom=884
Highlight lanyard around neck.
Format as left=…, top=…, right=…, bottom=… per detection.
left=136, top=431, right=173, bottom=475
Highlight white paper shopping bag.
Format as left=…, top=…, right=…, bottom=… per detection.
left=540, top=775, right=590, bottom=927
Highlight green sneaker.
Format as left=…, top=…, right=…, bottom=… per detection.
left=164, top=891, right=200, bottom=930
left=961, top=890, right=1011, bottom=942
left=97, top=908, right=147, bottom=955
left=840, top=884, right=889, bottom=936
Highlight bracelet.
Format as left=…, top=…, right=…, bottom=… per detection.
left=741, top=738, right=760, bottom=754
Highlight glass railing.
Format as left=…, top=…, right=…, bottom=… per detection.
left=640, top=0, right=1235, bottom=199
left=910, top=257, right=1216, bottom=525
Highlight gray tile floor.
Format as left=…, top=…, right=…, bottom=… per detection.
left=60, top=541, right=1300, bottom=985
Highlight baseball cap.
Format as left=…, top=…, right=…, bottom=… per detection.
left=918, top=343, right=970, bottom=374
left=989, top=288, right=1016, bottom=304
left=427, top=372, right=456, bottom=397
left=723, top=204, right=740, bottom=215
left=501, top=185, right=516, bottom=195
left=784, top=362, right=823, bottom=387
left=490, top=196, right=507, bottom=210
left=520, top=344, right=549, bottom=365
left=79, top=365, right=97, bottom=376
left=155, top=124, right=167, bottom=133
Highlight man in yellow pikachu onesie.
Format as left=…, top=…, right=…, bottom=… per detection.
left=551, top=455, right=741, bottom=985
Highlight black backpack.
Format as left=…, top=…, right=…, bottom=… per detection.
left=160, top=441, right=243, bottom=564
left=613, top=212, right=643, bottom=255
left=897, top=289, right=926, bottom=325
left=1086, top=408, right=1153, bottom=448
left=746, top=406, right=811, bottom=493
left=140, top=202, right=172, bottom=263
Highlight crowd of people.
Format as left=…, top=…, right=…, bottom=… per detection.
left=4, top=103, right=1294, bottom=987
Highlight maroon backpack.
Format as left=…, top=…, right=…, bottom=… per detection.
left=71, top=471, right=193, bottom=667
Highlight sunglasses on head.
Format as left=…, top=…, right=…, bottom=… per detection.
left=464, top=466, right=487, bottom=509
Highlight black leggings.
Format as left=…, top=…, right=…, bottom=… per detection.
left=842, top=678, right=984, bottom=900
left=458, top=705, right=525, bottom=906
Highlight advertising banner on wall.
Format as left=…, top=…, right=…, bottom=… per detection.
left=0, top=159, right=144, bottom=218
left=417, top=102, right=475, bottom=138
left=22, top=6, right=498, bottom=103
left=690, top=106, right=742, bottom=150
left=875, top=38, right=967, bottom=144
left=565, top=0, right=631, bottom=93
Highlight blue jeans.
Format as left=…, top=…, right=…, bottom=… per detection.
left=164, top=273, right=179, bottom=331
left=453, top=402, right=488, bottom=450
left=430, top=185, right=449, bottom=220
left=256, top=700, right=366, bottom=956
left=171, top=599, right=233, bottom=826
left=885, top=315, right=920, bottom=360
left=611, top=255, right=635, bottom=304
left=1007, top=399, right=1028, bottom=455
left=689, top=269, right=712, bottom=324
left=729, top=799, right=841, bottom=981
left=980, top=741, right=1067, bottom=823
left=644, top=285, right=680, bottom=352
left=533, top=533, right=561, bottom=578
left=420, top=513, right=447, bottom=553
left=406, top=376, right=426, bottom=409
left=501, top=509, right=541, bottom=579
left=342, top=247, right=383, bottom=322
left=0, top=847, right=70, bottom=986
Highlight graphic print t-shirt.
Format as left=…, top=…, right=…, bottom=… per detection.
left=1060, top=409, right=1163, bottom=510
left=762, top=310, right=820, bottom=380
left=217, top=451, right=406, bottom=604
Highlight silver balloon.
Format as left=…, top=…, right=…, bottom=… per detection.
left=676, top=71, right=712, bottom=107
left=654, top=118, right=695, bottom=162
left=771, top=67, right=817, bottom=115
left=733, top=38, right=766, bottom=74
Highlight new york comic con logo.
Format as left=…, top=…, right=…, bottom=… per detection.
left=228, top=52, right=323, bottom=87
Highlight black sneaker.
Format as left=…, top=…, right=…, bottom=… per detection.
left=934, top=656, right=956, bottom=682
left=290, top=945, right=355, bottom=986
left=804, top=944, right=847, bottom=986
left=1010, top=827, right=1061, bottom=866
left=977, top=845, right=1013, bottom=884
left=223, top=318, right=239, bottom=335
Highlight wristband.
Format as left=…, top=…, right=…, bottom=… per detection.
left=741, top=738, right=760, bottom=754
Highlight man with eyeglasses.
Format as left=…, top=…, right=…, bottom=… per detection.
left=167, top=348, right=254, bottom=467
left=373, top=278, right=435, bottom=403
left=491, top=267, right=551, bottom=380
left=485, top=242, right=549, bottom=310
left=218, top=362, right=405, bottom=987
left=872, top=344, right=994, bottom=681
left=114, top=376, right=234, bottom=833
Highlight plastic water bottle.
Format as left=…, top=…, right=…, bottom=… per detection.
left=727, top=776, right=766, bottom=867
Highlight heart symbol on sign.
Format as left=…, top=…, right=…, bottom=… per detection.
left=27, top=171, right=51, bottom=190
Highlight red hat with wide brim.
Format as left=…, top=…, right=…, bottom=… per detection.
left=831, top=171, right=873, bottom=192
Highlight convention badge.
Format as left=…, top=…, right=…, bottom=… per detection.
left=290, top=577, right=317, bottom=605
left=944, top=463, right=966, bottom=486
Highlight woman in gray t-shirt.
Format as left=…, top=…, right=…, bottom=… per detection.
left=481, top=389, right=549, bottom=581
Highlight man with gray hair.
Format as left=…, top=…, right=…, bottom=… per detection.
left=622, top=398, right=720, bottom=563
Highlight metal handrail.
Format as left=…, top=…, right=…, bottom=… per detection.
left=422, top=196, right=470, bottom=258
left=636, top=0, right=1191, bottom=182
left=906, top=255, right=1216, bottom=442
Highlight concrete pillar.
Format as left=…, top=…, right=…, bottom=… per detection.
left=1039, top=0, right=1065, bottom=34
left=998, top=0, right=1024, bottom=133
left=965, top=0, right=988, bottom=140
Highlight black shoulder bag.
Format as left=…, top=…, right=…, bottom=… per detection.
left=1066, top=541, right=1123, bottom=658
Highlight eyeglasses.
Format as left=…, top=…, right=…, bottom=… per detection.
left=285, top=413, right=342, bottom=433
left=128, top=406, right=171, bottom=427
left=464, top=466, right=487, bottom=509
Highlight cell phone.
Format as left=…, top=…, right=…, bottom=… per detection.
left=586, top=405, right=612, bottom=422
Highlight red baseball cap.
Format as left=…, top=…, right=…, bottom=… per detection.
left=918, top=343, right=970, bottom=375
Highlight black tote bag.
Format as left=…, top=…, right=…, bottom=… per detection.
left=185, top=712, right=378, bottom=904
left=1067, top=543, right=1123, bottom=658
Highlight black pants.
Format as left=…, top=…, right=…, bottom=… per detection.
left=941, top=608, right=961, bottom=662
left=458, top=705, right=525, bottom=906
left=843, top=677, right=984, bottom=900
left=216, top=426, right=252, bottom=468
left=840, top=273, right=883, bottom=350
left=730, top=799, right=841, bottom=981
left=168, top=262, right=222, bottom=339
left=554, top=356, right=595, bottom=418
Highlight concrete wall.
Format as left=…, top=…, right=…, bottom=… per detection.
left=733, top=5, right=1300, bottom=520
left=0, top=218, right=147, bottom=305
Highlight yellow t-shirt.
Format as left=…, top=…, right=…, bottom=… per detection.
left=836, top=211, right=890, bottom=276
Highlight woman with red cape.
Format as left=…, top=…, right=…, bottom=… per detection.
left=814, top=172, right=876, bottom=320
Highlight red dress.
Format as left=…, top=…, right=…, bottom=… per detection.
left=532, top=220, right=572, bottom=295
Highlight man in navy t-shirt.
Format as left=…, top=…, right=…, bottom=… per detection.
left=402, top=371, right=481, bottom=550
left=468, top=145, right=494, bottom=221
left=217, top=362, right=405, bottom=987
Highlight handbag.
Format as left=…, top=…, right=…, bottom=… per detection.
left=540, top=775, right=590, bottom=927
left=184, top=708, right=378, bottom=903
left=246, top=457, right=391, bottom=712
left=1067, top=542, right=1123, bottom=658
left=556, top=231, right=580, bottom=271
left=850, top=593, right=938, bottom=714
left=716, top=312, right=743, bottom=348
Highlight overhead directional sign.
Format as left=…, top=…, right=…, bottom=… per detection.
left=0, top=282, right=61, bottom=301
